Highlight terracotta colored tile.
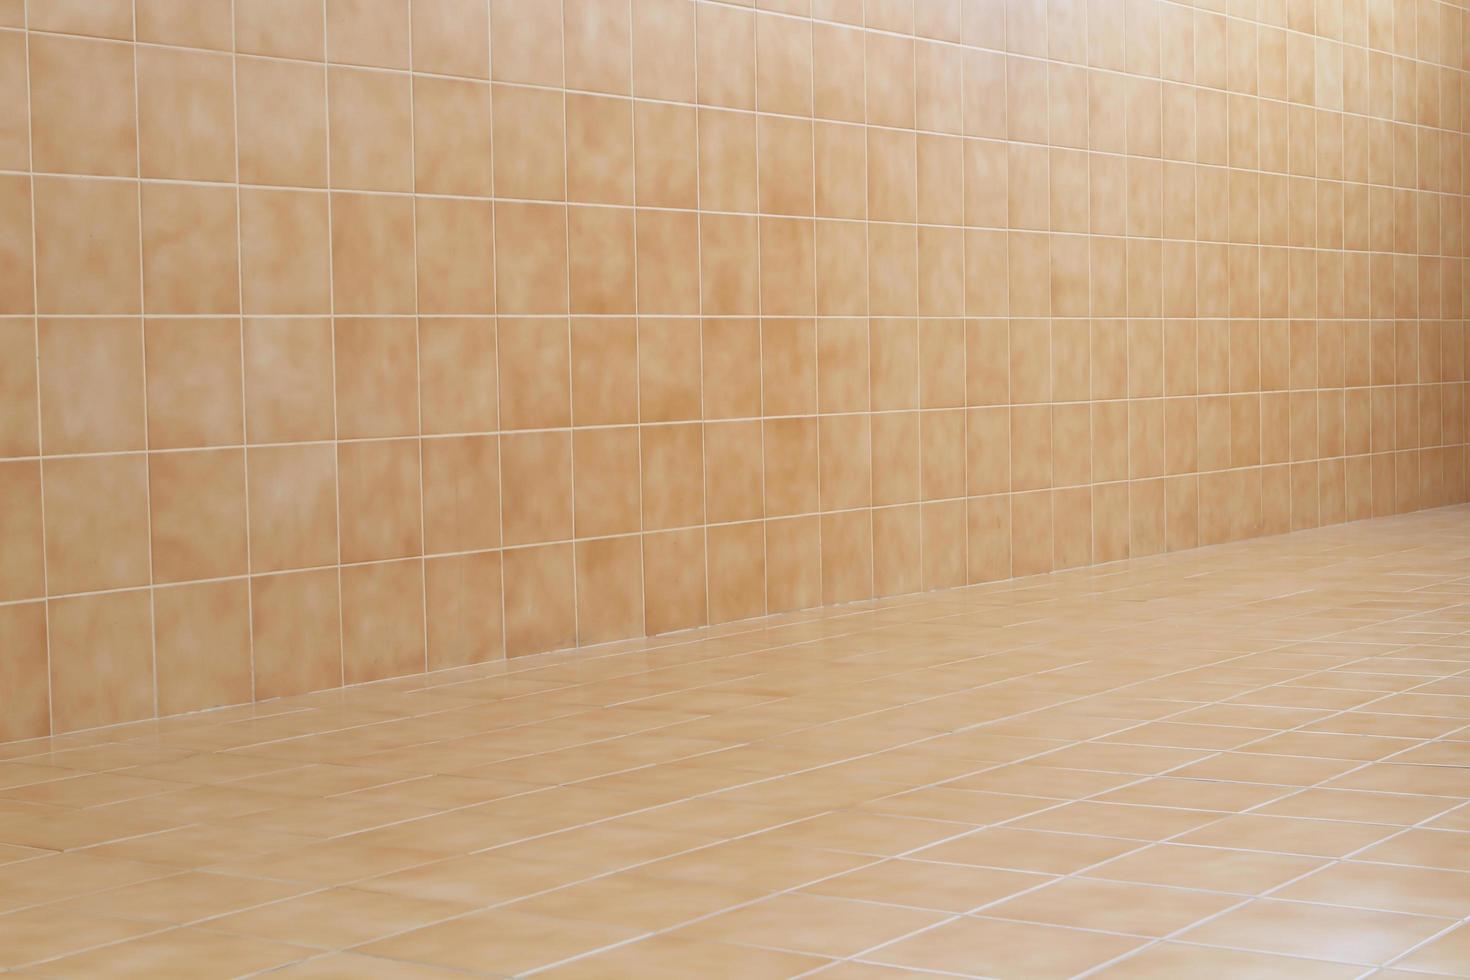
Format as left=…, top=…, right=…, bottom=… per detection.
left=640, top=319, right=702, bottom=423
left=0, top=602, right=50, bottom=741
left=327, top=0, right=410, bottom=69
left=412, top=0, right=489, bottom=77
left=414, top=76, right=492, bottom=196
left=47, top=590, right=155, bottom=733
left=149, top=448, right=249, bottom=584
left=871, top=916, right=1143, bottom=977
left=570, top=426, right=640, bottom=540
left=490, top=204, right=564, bottom=314
left=680, top=892, right=941, bottom=957
left=576, top=536, right=644, bottom=644
left=987, top=878, right=1238, bottom=937
left=1094, top=943, right=1364, bottom=979
left=28, top=34, right=136, bottom=177
left=565, top=0, right=631, bottom=94
left=642, top=423, right=704, bottom=531
left=873, top=504, right=921, bottom=597
left=703, top=319, right=762, bottom=420
left=422, top=551, right=503, bottom=670
left=330, top=193, right=417, bottom=315
left=763, top=417, right=819, bottom=518
left=422, top=435, right=499, bottom=554
left=237, top=0, right=325, bottom=59
left=501, top=431, right=573, bottom=546
left=241, top=318, right=335, bottom=444
left=37, top=926, right=307, bottom=978
left=340, top=559, right=426, bottom=683
left=0, top=461, right=44, bottom=601
left=33, top=178, right=141, bottom=315
left=337, top=439, right=423, bottom=563
left=643, top=528, right=707, bottom=634
left=571, top=318, right=637, bottom=426
left=144, top=319, right=244, bottom=450
left=153, top=580, right=252, bottom=715
left=704, top=421, right=764, bottom=525
left=637, top=210, right=701, bottom=314
left=239, top=190, right=331, bottom=315
left=416, top=197, right=495, bottom=315
left=334, top=317, right=419, bottom=439
left=136, top=47, right=236, bottom=181
left=503, top=543, right=576, bottom=656
left=43, top=454, right=151, bottom=594
left=766, top=515, right=820, bottom=612
left=247, top=444, right=339, bottom=573
left=491, top=0, right=563, bottom=84
left=419, top=318, right=497, bottom=435
left=28, top=0, right=133, bottom=38
left=361, top=908, right=637, bottom=976
left=136, top=0, right=232, bottom=49
left=492, top=84, right=566, bottom=201
left=706, top=520, right=765, bottom=624
left=38, top=318, right=145, bottom=455
left=0, top=176, right=32, bottom=316
left=566, top=94, right=633, bottom=204
left=250, top=568, right=343, bottom=699
left=1178, top=899, right=1448, bottom=966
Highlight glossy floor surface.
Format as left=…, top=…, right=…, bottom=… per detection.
left=3, top=509, right=1470, bottom=979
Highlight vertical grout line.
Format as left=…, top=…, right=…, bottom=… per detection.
left=229, top=0, right=257, bottom=703
left=624, top=0, right=645, bottom=641
left=692, top=3, right=707, bottom=630
left=912, top=16, right=924, bottom=592
left=557, top=9, right=580, bottom=653
left=1156, top=46, right=1168, bottom=555
left=955, top=28, right=969, bottom=587
left=1002, top=0, right=1013, bottom=583
left=690, top=0, right=702, bottom=628
left=749, top=5, right=770, bottom=623
left=407, top=0, right=430, bottom=675
left=129, top=0, right=161, bottom=722
left=1083, top=5, right=1096, bottom=565
left=322, top=0, right=345, bottom=689
left=20, top=1, right=54, bottom=737
left=860, top=13, right=875, bottom=601
left=805, top=9, right=822, bottom=612
left=486, top=4, right=507, bottom=664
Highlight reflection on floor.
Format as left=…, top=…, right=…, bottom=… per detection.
left=2, top=507, right=1470, bottom=978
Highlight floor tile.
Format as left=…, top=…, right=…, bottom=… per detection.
left=1176, top=899, right=1452, bottom=966
left=0, top=508, right=1468, bottom=975
left=864, top=916, right=1146, bottom=977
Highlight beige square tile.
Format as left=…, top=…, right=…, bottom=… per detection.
left=43, top=454, right=151, bottom=594
left=869, top=915, right=1144, bottom=977
left=136, top=47, right=236, bottom=181
left=153, top=579, right=252, bottom=715
left=148, top=448, right=249, bottom=583
left=47, top=590, right=155, bottom=734
left=28, top=34, right=136, bottom=177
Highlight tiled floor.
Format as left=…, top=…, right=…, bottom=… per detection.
left=2, top=509, right=1470, bottom=979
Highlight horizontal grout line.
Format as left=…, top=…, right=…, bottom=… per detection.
left=6, top=5, right=1470, bottom=128
left=1, top=473, right=1466, bottom=609
left=5, top=168, right=1470, bottom=223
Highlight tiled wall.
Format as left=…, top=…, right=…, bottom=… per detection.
left=1, top=0, right=1469, bottom=740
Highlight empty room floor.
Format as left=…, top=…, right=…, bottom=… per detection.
left=2, top=507, right=1470, bottom=979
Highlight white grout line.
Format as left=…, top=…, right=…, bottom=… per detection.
left=5, top=0, right=1470, bottom=742
left=14, top=0, right=51, bottom=742
left=126, top=0, right=162, bottom=723
left=321, top=0, right=346, bottom=693
left=228, top=0, right=256, bottom=707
